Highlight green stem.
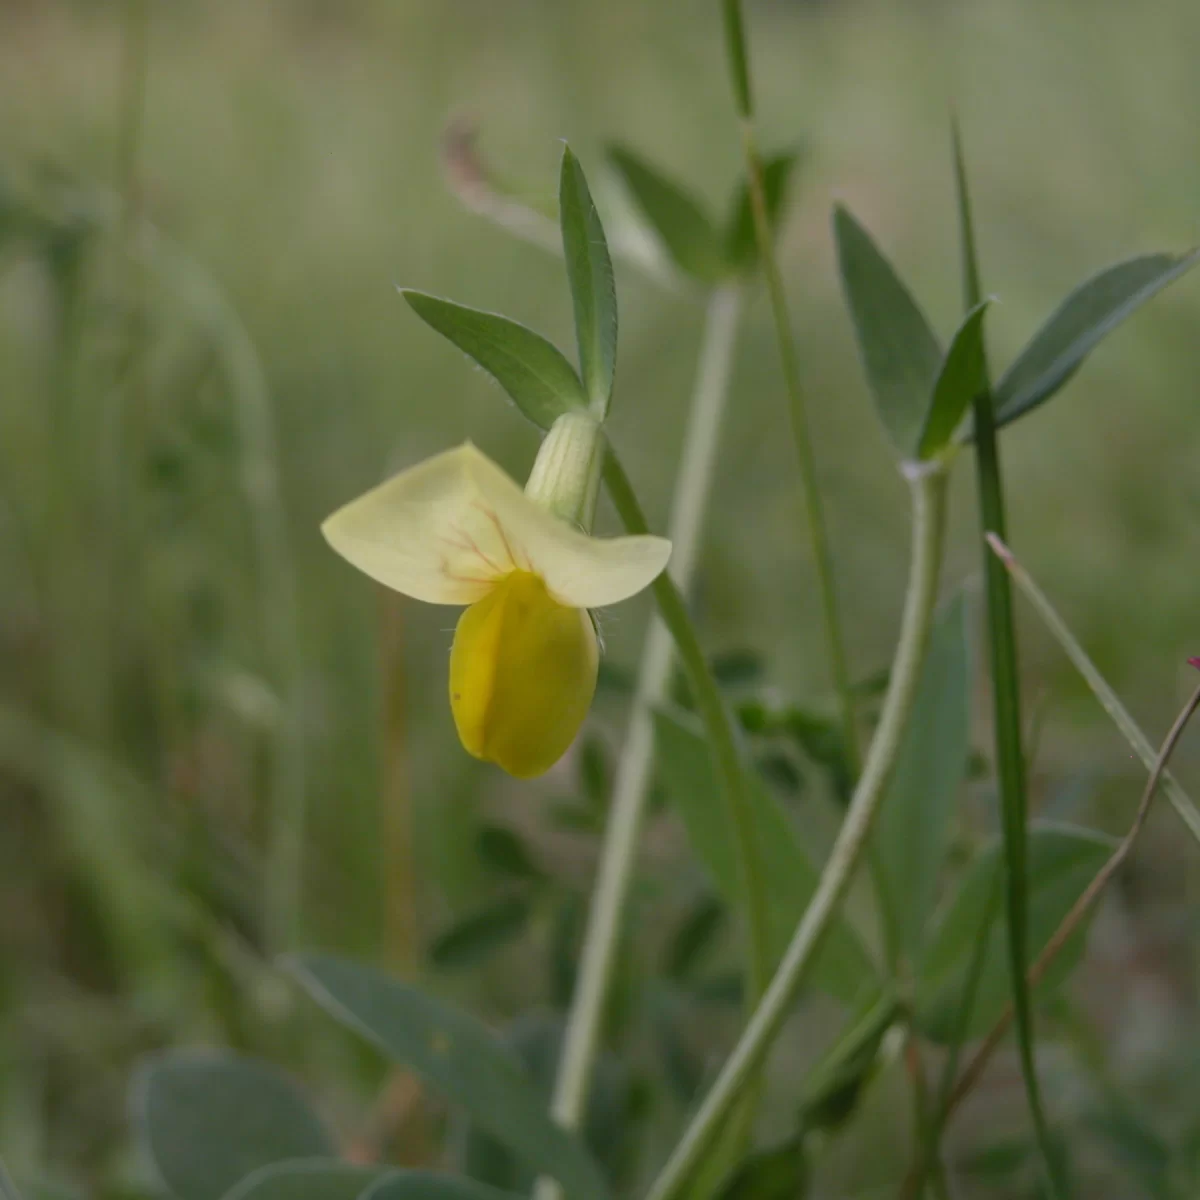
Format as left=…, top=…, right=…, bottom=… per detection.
left=546, top=288, right=756, bottom=1141
left=645, top=461, right=948, bottom=1200
left=727, top=28, right=858, bottom=776
left=955, top=123, right=1060, bottom=1198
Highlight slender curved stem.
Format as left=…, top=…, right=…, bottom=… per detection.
left=603, top=450, right=772, bottom=995
left=544, top=289, right=754, bottom=1141
left=645, top=461, right=948, bottom=1200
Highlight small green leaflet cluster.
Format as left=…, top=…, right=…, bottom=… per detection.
left=834, top=205, right=1199, bottom=462
left=402, top=145, right=616, bottom=432
left=403, top=143, right=799, bottom=435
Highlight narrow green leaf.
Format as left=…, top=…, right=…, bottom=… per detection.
left=401, top=290, right=585, bottom=431
left=221, top=1162, right=385, bottom=1200
left=285, top=954, right=608, bottom=1200
left=918, top=301, right=991, bottom=459
left=914, top=823, right=1115, bottom=1042
left=654, top=707, right=877, bottom=1006
left=131, top=1051, right=335, bottom=1200
left=994, top=251, right=1200, bottom=429
left=833, top=205, right=943, bottom=456
left=872, top=594, right=972, bottom=962
left=361, top=1171, right=523, bottom=1200
left=724, top=152, right=800, bottom=273
left=952, top=120, right=1061, bottom=1199
left=720, top=0, right=753, bottom=117
left=606, top=145, right=727, bottom=284
left=429, top=895, right=532, bottom=970
left=559, top=147, right=617, bottom=413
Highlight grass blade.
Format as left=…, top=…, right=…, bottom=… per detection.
left=953, top=121, right=1062, bottom=1198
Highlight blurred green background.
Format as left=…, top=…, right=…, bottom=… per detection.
left=5, top=0, right=1200, bottom=1196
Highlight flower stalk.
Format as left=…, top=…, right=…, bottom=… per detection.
left=644, top=458, right=949, bottom=1200
left=545, top=287, right=751, bottom=1141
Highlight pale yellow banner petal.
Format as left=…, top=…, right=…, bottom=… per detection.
left=463, top=448, right=672, bottom=608
left=321, top=443, right=517, bottom=604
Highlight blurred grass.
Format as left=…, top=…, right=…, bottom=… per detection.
left=5, top=0, right=1200, bottom=1195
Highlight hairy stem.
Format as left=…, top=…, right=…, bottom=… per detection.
left=645, top=461, right=948, bottom=1200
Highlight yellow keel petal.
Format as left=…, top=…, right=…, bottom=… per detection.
left=449, top=572, right=598, bottom=778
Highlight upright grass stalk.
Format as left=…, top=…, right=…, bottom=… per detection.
left=645, top=459, right=949, bottom=1200
left=953, top=124, right=1061, bottom=1196
left=546, top=287, right=759, bottom=1144
left=720, top=0, right=859, bottom=774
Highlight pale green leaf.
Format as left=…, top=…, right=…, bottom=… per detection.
left=285, top=955, right=608, bottom=1200
left=915, top=823, right=1116, bottom=1042
left=994, top=252, right=1200, bottom=429
left=654, top=708, right=878, bottom=1006
left=131, top=1051, right=335, bottom=1200
left=402, top=291, right=585, bottom=431
left=872, top=594, right=971, bottom=961
left=833, top=205, right=942, bottom=455
left=606, top=145, right=726, bottom=284
left=559, top=147, right=617, bottom=413
left=918, top=302, right=991, bottom=458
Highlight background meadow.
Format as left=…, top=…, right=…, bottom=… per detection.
left=5, top=0, right=1200, bottom=1196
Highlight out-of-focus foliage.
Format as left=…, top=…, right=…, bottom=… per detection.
left=6, top=2, right=1200, bottom=1199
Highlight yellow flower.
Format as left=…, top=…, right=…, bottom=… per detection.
left=322, top=436, right=670, bottom=777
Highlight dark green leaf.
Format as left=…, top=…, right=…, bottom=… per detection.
left=872, top=594, right=971, bottom=961
left=715, top=1135, right=806, bottom=1200
left=476, top=825, right=545, bottom=882
left=606, top=145, right=726, bottom=284
left=559, top=147, right=616, bottom=413
left=429, top=895, right=532, bottom=970
left=833, top=205, right=943, bottom=456
left=286, top=955, right=609, bottom=1200
left=915, top=823, right=1115, bottom=1042
left=736, top=700, right=849, bottom=800
left=994, top=251, right=1200, bottom=429
left=720, top=0, right=753, bottom=117
left=654, top=708, right=877, bottom=1006
left=131, top=1051, right=335, bottom=1200
left=918, top=301, right=991, bottom=458
left=222, top=1162, right=385, bottom=1200
left=665, top=891, right=727, bottom=980
left=710, top=648, right=765, bottom=690
left=725, top=152, right=800, bottom=273
left=401, top=291, right=585, bottom=430
left=800, top=989, right=898, bottom=1133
